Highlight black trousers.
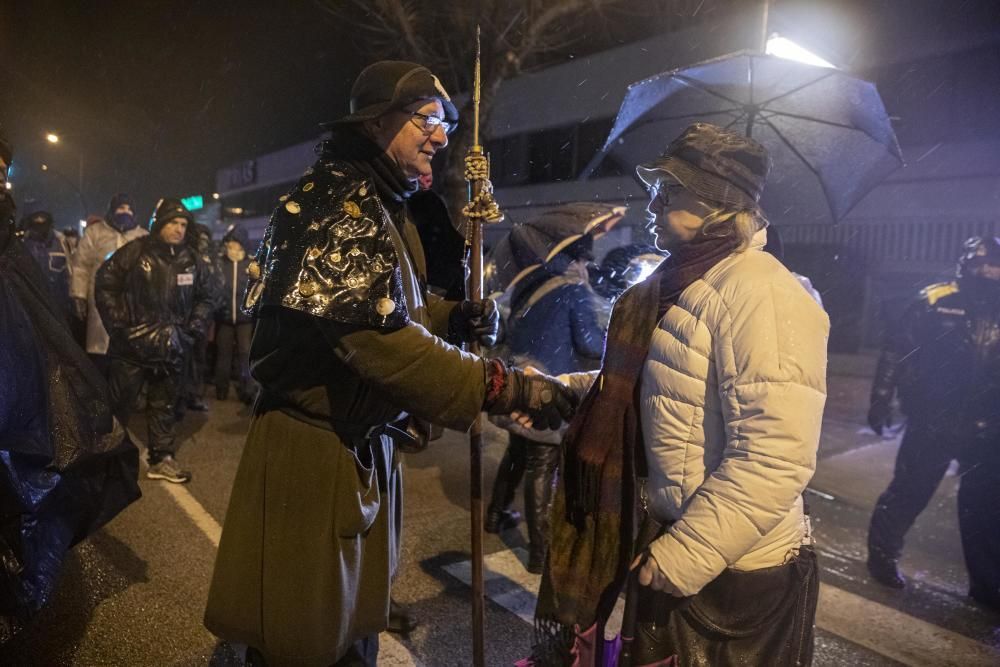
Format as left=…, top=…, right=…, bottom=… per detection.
left=869, top=422, right=1000, bottom=600
left=868, top=423, right=954, bottom=560
left=213, top=321, right=252, bottom=395
left=957, top=444, right=1000, bottom=602
left=488, top=432, right=560, bottom=551
left=107, top=358, right=180, bottom=462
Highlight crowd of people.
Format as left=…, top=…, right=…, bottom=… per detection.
left=1, top=56, right=998, bottom=665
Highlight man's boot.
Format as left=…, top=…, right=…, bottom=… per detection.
left=485, top=508, right=521, bottom=534
left=867, top=548, right=906, bottom=588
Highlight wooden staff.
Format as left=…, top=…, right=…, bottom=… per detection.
left=462, top=24, right=503, bottom=667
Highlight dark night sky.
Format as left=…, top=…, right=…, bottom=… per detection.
left=2, top=0, right=998, bottom=226
left=1, top=0, right=365, bottom=223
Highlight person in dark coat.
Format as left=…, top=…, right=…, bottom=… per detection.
left=867, top=236, right=1000, bottom=611
left=177, top=219, right=222, bottom=413
left=18, top=210, right=73, bottom=318
left=95, top=198, right=216, bottom=484
left=487, top=230, right=606, bottom=573
left=213, top=223, right=254, bottom=402
left=202, top=60, right=576, bottom=667
left=0, top=134, right=139, bottom=643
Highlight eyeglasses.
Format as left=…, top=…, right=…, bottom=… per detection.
left=650, top=183, right=685, bottom=208
left=407, top=111, right=456, bottom=136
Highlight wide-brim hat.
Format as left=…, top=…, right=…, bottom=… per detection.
left=636, top=122, right=771, bottom=211
left=322, top=60, right=458, bottom=129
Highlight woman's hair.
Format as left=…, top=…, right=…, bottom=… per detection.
left=698, top=203, right=769, bottom=251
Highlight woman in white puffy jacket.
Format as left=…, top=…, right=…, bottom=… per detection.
left=628, top=124, right=829, bottom=664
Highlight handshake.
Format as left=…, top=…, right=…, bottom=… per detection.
left=484, top=360, right=579, bottom=432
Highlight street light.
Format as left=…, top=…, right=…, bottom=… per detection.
left=45, top=132, right=60, bottom=144
left=765, top=34, right=837, bottom=69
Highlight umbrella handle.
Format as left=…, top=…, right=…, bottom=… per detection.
left=619, top=553, right=646, bottom=667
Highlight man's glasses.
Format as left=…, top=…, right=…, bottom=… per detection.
left=651, top=183, right=685, bottom=208
left=408, top=111, right=456, bottom=136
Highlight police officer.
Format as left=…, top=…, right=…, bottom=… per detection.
left=867, top=237, right=1000, bottom=610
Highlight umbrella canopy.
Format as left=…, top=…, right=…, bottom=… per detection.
left=485, top=202, right=625, bottom=295
left=587, top=51, right=904, bottom=224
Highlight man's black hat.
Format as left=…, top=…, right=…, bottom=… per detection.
left=636, top=122, right=772, bottom=211
left=322, top=60, right=458, bottom=128
left=150, top=197, right=194, bottom=234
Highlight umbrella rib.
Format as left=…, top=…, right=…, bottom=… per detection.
left=761, top=115, right=839, bottom=220
left=756, top=70, right=839, bottom=107
left=674, top=74, right=746, bottom=107
left=761, top=109, right=858, bottom=132
left=619, top=108, right=745, bottom=131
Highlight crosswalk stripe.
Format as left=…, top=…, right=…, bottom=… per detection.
left=444, top=548, right=1000, bottom=667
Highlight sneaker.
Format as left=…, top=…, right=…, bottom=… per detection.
left=146, top=456, right=192, bottom=483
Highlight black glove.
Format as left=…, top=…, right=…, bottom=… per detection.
left=72, top=297, right=88, bottom=322
left=485, top=363, right=577, bottom=431
left=867, top=399, right=893, bottom=436
left=448, top=298, right=499, bottom=347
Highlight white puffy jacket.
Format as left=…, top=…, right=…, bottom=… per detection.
left=640, top=229, right=829, bottom=596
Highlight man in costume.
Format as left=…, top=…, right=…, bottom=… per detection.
left=203, top=60, right=576, bottom=666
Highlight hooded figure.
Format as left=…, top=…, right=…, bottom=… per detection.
left=176, top=218, right=223, bottom=414
left=94, top=197, right=216, bottom=484
left=213, top=224, right=255, bottom=402
left=486, top=213, right=608, bottom=574
left=0, top=140, right=139, bottom=644
left=19, top=210, right=73, bottom=317
left=866, top=236, right=1000, bottom=611
left=69, top=193, right=148, bottom=367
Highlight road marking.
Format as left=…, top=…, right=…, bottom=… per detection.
left=161, top=482, right=222, bottom=547
left=445, top=549, right=1000, bottom=667
left=133, top=432, right=421, bottom=665
left=816, top=584, right=998, bottom=667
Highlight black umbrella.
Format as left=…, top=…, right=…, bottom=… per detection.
left=485, top=202, right=625, bottom=295
left=585, top=51, right=904, bottom=223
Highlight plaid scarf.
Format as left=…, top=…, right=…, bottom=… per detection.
left=532, top=228, right=740, bottom=664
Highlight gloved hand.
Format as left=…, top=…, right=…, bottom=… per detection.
left=867, top=399, right=894, bottom=436
left=72, top=297, right=88, bottom=322
left=486, top=363, right=577, bottom=431
left=448, top=298, right=499, bottom=347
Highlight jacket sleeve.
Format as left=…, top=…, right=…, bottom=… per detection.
left=69, top=227, right=101, bottom=300
left=569, top=287, right=606, bottom=360
left=649, top=282, right=828, bottom=596
left=425, top=291, right=457, bottom=339
left=93, top=242, right=136, bottom=333
left=317, top=320, right=487, bottom=431
left=870, top=298, right=923, bottom=411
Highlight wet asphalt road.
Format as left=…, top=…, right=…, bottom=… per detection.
left=1, top=355, right=999, bottom=666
